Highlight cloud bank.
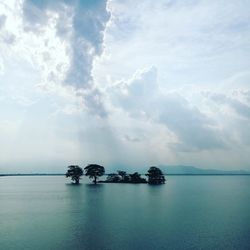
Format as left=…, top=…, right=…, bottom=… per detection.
left=0, top=0, right=250, bottom=172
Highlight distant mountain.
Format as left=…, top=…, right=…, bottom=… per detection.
left=159, top=165, right=250, bottom=175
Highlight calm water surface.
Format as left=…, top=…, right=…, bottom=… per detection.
left=0, top=176, right=250, bottom=250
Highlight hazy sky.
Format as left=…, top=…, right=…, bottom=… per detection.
left=1, top=0, right=250, bottom=173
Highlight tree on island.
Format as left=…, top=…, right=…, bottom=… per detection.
left=146, top=166, right=165, bottom=184
left=106, top=173, right=121, bottom=182
left=102, top=170, right=147, bottom=183
left=84, top=164, right=105, bottom=184
left=129, top=172, right=147, bottom=183
left=117, top=170, right=130, bottom=182
left=66, top=165, right=83, bottom=184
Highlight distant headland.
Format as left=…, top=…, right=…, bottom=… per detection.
left=159, top=165, right=250, bottom=175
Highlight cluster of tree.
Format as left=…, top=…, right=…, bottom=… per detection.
left=66, top=165, right=165, bottom=185
left=66, top=164, right=105, bottom=184
left=146, top=166, right=166, bottom=184
left=103, top=171, right=147, bottom=183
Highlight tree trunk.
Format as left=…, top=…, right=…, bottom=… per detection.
left=75, top=179, right=79, bottom=184
left=94, top=176, right=97, bottom=184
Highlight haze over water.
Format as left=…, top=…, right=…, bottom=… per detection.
left=1, top=175, right=250, bottom=250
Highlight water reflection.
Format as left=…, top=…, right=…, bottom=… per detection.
left=64, top=183, right=111, bottom=250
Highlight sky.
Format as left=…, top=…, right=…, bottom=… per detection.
left=0, top=0, right=250, bottom=173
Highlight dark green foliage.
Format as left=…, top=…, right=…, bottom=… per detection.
left=117, top=170, right=130, bottom=182
left=65, top=165, right=83, bottom=184
left=146, top=166, right=166, bottom=184
left=129, top=172, right=147, bottom=183
left=106, top=173, right=121, bottom=182
left=102, top=170, right=147, bottom=183
left=84, top=164, right=105, bottom=184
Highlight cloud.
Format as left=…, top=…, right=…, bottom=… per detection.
left=1, top=0, right=250, bottom=171
left=242, top=90, right=250, bottom=104
left=95, top=0, right=250, bottom=91
left=201, top=90, right=250, bottom=147
left=64, top=0, right=110, bottom=88
left=124, top=134, right=145, bottom=143
left=109, top=66, right=158, bottom=118
left=208, top=92, right=250, bottom=120
left=158, top=93, right=225, bottom=151
left=0, top=59, right=3, bottom=74
left=23, top=0, right=110, bottom=89
left=109, top=66, right=225, bottom=151
left=21, top=0, right=111, bottom=117
left=1, top=32, right=16, bottom=44
left=0, top=14, right=6, bottom=29
left=22, top=1, right=49, bottom=32
left=0, top=13, right=16, bottom=45
left=79, top=88, right=108, bottom=118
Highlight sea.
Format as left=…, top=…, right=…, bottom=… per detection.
left=0, top=175, right=250, bottom=250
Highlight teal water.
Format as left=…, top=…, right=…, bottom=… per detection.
left=0, top=176, right=250, bottom=250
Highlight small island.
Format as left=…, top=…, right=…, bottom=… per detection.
left=66, top=165, right=166, bottom=185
